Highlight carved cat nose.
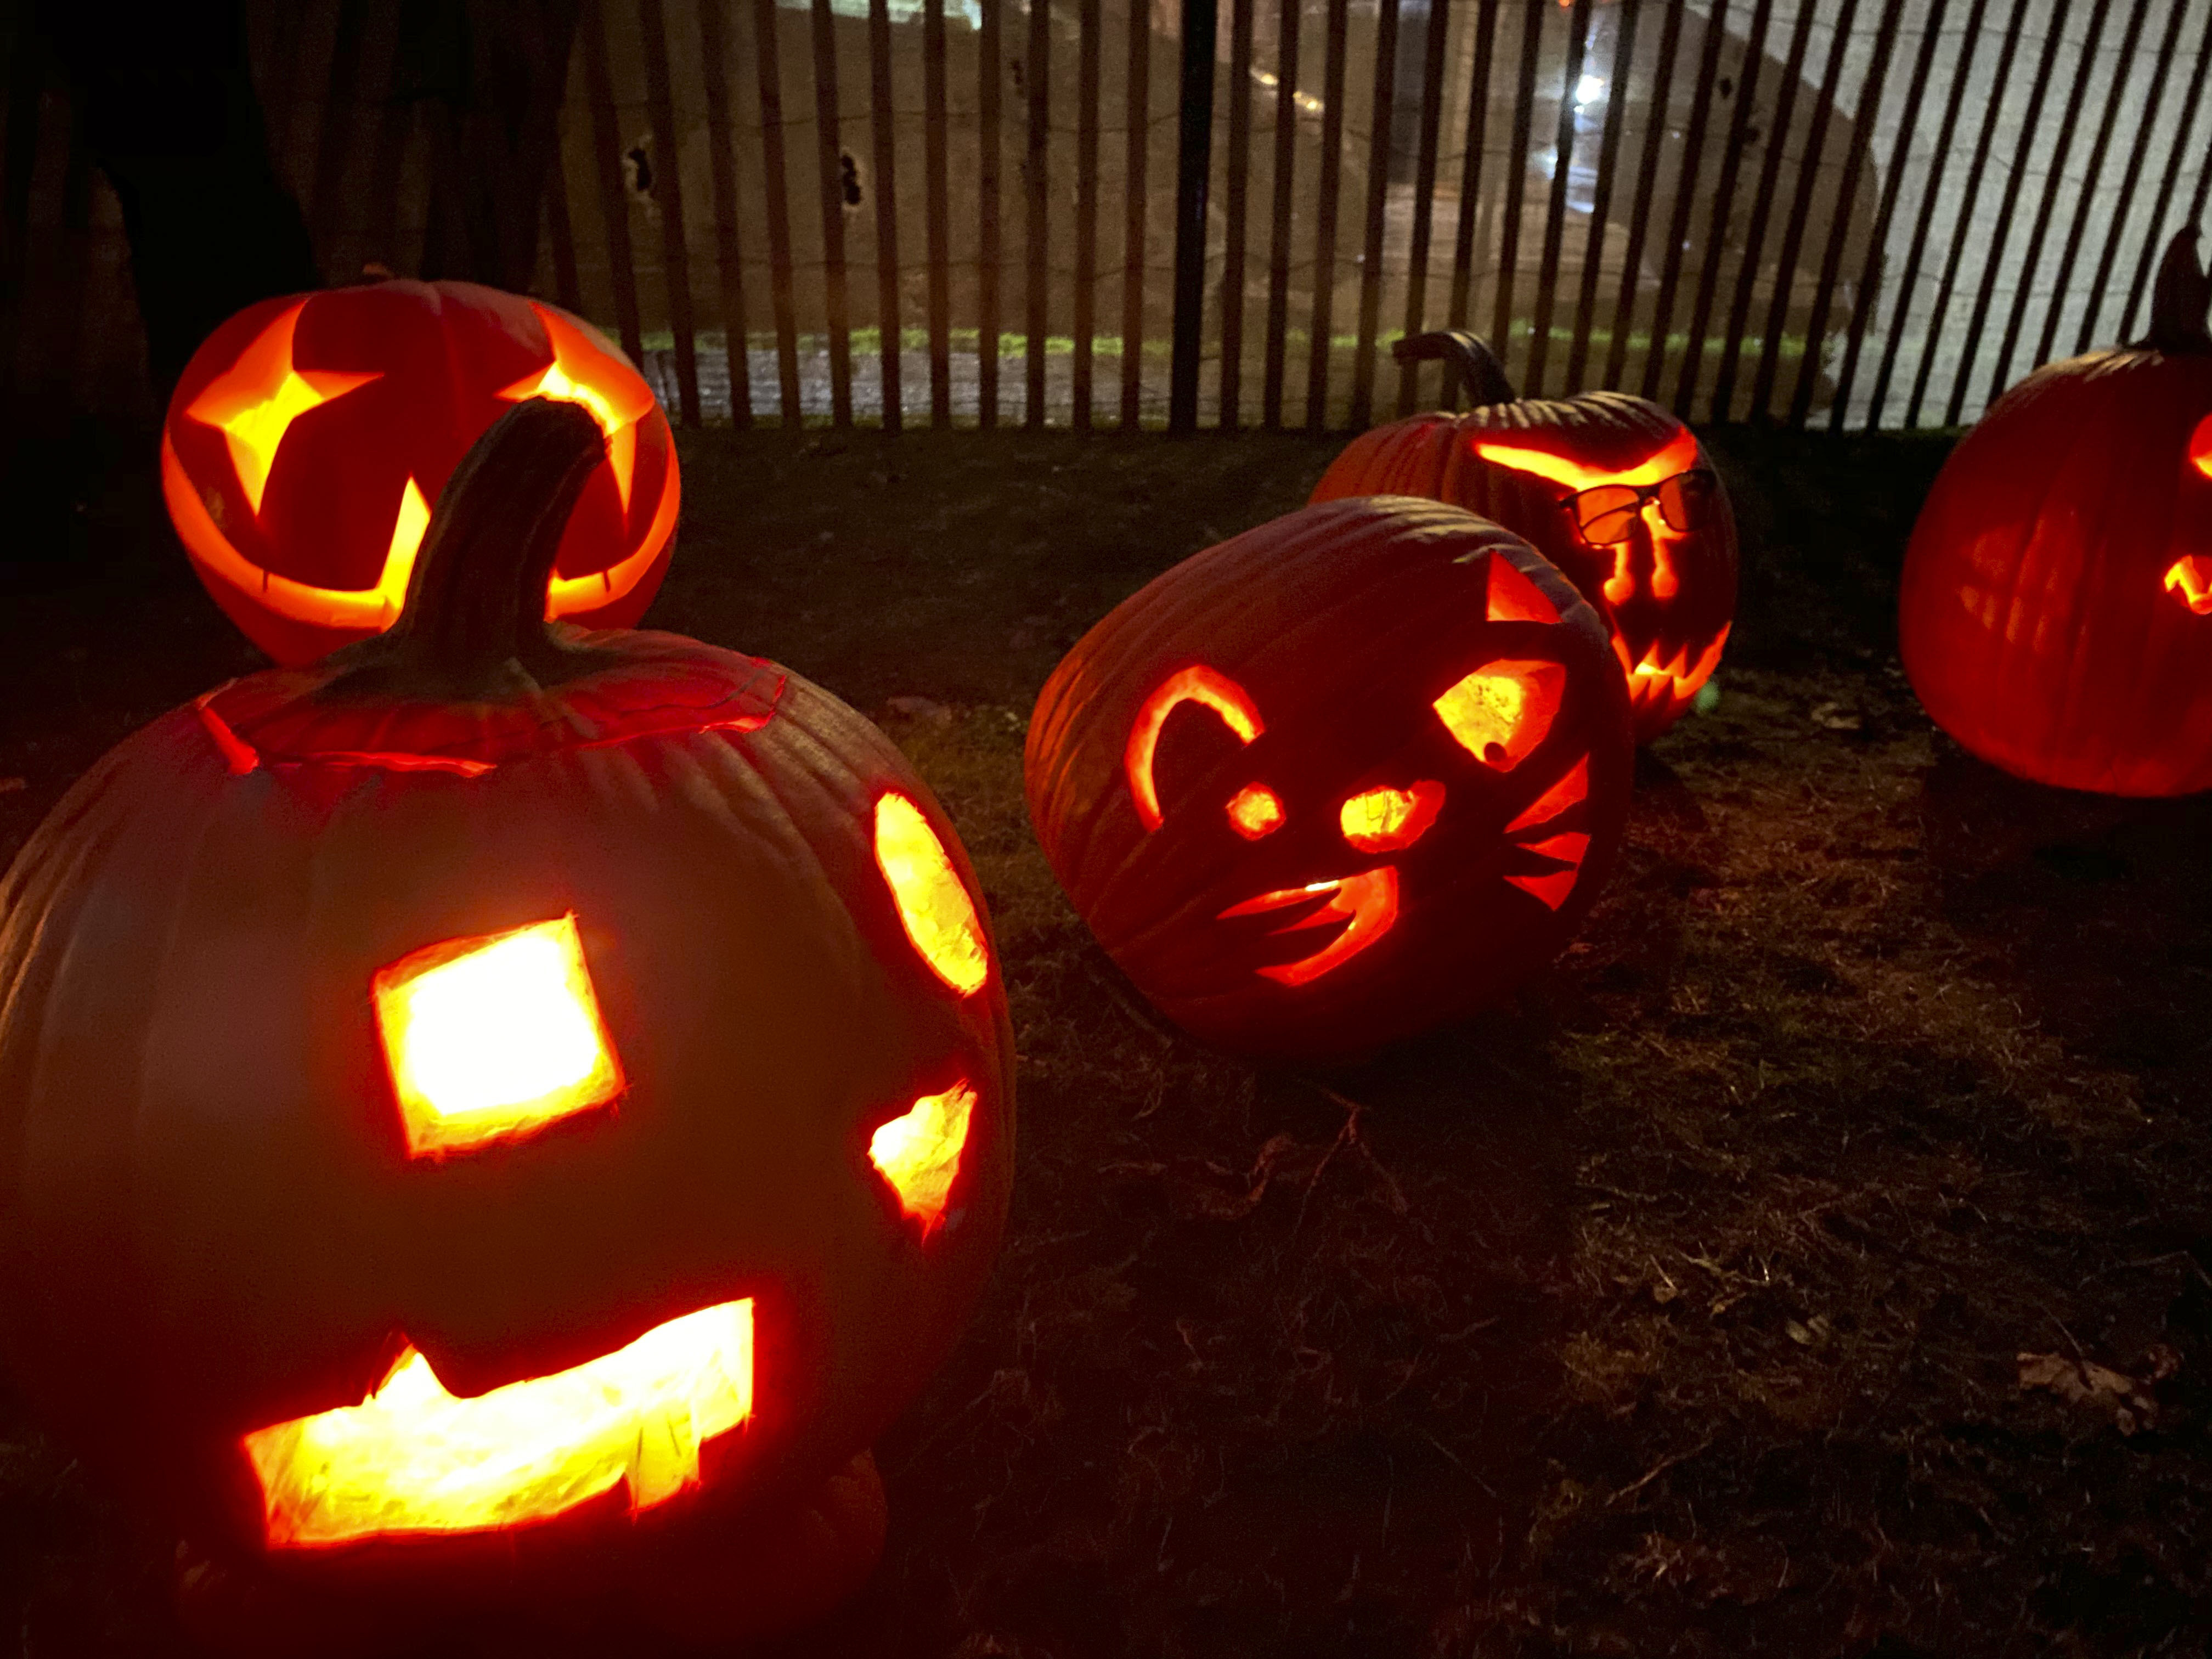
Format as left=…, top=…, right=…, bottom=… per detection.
left=1339, top=781, right=1444, bottom=851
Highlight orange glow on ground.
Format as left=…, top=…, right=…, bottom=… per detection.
left=1125, top=665, right=1266, bottom=830
left=1339, top=781, right=1444, bottom=851
left=499, top=305, right=659, bottom=510
left=1226, top=783, right=1286, bottom=838
left=874, top=793, right=990, bottom=995
left=1432, top=661, right=1566, bottom=770
left=373, top=915, right=623, bottom=1159
left=242, top=1299, right=754, bottom=1547
left=868, top=1081, right=977, bottom=1234
left=1221, top=868, right=1400, bottom=985
left=185, top=302, right=381, bottom=515
left=1486, top=556, right=1561, bottom=624
left=2165, top=555, right=2212, bottom=614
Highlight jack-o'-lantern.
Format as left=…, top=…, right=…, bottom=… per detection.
left=161, top=279, right=679, bottom=667
left=0, top=402, right=1009, bottom=1645
left=1899, top=229, right=2212, bottom=796
left=1026, top=496, right=1632, bottom=1062
left=1310, top=332, right=1739, bottom=742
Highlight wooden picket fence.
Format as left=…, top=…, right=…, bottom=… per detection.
left=4, top=0, right=2210, bottom=433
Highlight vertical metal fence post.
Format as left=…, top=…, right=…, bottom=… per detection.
left=1169, top=0, right=1219, bottom=433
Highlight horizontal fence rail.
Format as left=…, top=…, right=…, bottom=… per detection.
left=4, top=0, right=2211, bottom=434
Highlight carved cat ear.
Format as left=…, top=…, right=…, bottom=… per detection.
left=1125, top=664, right=1264, bottom=830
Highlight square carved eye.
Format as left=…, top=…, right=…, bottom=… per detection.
left=373, top=913, right=624, bottom=1159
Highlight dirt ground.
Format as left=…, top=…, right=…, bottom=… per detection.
left=4, top=418, right=2211, bottom=1657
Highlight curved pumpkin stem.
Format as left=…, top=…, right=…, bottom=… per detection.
left=1390, top=331, right=1519, bottom=409
left=322, top=398, right=612, bottom=698
left=2140, top=227, right=2212, bottom=356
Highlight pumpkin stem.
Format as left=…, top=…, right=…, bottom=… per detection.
left=1390, top=331, right=1519, bottom=408
left=324, top=397, right=613, bottom=698
left=2141, top=228, right=2212, bottom=356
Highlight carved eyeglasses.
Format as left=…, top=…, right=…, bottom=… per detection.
left=1564, top=470, right=1717, bottom=545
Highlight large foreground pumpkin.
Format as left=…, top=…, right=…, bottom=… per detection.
left=1026, top=496, right=1632, bottom=1062
left=1311, top=332, right=1738, bottom=742
left=162, top=279, right=679, bottom=665
left=0, top=403, right=1010, bottom=1644
left=1898, top=229, right=2212, bottom=796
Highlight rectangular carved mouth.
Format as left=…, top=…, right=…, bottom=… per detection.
left=242, top=1298, right=754, bottom=1547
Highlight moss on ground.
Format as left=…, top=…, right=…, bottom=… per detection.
left=4, top=419, right=2211, bottom=1656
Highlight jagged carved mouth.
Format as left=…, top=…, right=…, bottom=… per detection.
left=1218, top=867, right=1401, bottom=985
left=1616, top=625, right=1730, bottom=713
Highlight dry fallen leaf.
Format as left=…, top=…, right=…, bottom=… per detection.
left=2017, top=1347, right=2177, bottom=1435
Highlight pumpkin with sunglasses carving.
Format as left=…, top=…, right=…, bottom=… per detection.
left=1900, top=229, right=2212, bottom=796
left=0, top=403, right=1010, bottom=1646
left=1311, top=332, right=1738, bottom=742
left=1026, top=496, right=1633, bottom=1061
left=163, top=279, right=678, bottom=666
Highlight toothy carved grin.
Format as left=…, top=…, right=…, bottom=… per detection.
left=1219, top=868, right=1400, bottom=985
left=1615, top=626, right=1730, bottom=719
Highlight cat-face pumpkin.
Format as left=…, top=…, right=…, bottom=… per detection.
left=1026, top=497, right=1633, bottom=1061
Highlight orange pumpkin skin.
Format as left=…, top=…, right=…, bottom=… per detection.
left=1311, top=335, right=1737, bottom=743
left=161, top=279, right=679, bottom=666
left=0, top=407, right=1007, bottom=1638
left=1026, top=496, right=1632, bottom=1063
left=1898, top=232, right=2212, bottom=797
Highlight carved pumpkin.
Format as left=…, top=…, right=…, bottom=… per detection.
left=1310, top=332, right=1739, bottom=742
left=161, top=279, right=679, bottom=667
left=1026, top=496, right=1632, bottom=1062
left=1899, top=229, right=2212, bottom=797
left=0, top=403, right=1009, bottom=1644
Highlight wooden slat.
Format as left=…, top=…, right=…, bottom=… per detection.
left=639, top=0, right=702, bottom=425
left=1635, top=0, right=1727, bottom=400
left=1672, top=0, right=1778, bottom=417
left=1903, top=0, right=2030, bottom=428
left=978, top=0, right=1002, bottom=427
left=1487, top=4, right=1543, bottom=381
left=810, top=0, right=854, bottom=426
left=1024, top=0, right=1049, bottom=427
left=1564, top=0, right=1637, bottom=394
left=1348, top=0, right=1399, bottom=428
left=750, top=0, right=804, bottom=425
left=354, top=3, right=413, bottom=279
left=257, top=1, right=314, bottom=172
left=1218, top=0, right=1255, bottom=428
left=543, top=138, right=585, bottom=312
left=1985, top=0, right=2116, bottom=400
left=580, top=0, right=645, bottom=363
left=1601, top=0, right=1682, bottom=391
left=0, top=0, right=46, bottom=409
left=2074, top=0, right=2187, bottom=351
left=1304, top=0, right=1348, bottom=431
left=2115, top=5, right=2212, bottom=340
left=1824, top=0, right=1942, bottom=428
left=1121, top=0, right=1152, bottom=427
left=1260, top=0, right=1302, bottom=426
left=306, top=0, right=371, bottom=263
left=1444, top=0, right=1501, bottom=367
left=697, top=0, right=754, bottom=427
left=1523, top=0, right=1592, bottom=396
left=1866, top=0, right=1980, bottom=426
left=1073, top=0, right=1101, bottom=430
left=867, top=0, right=903, bottom=431
left=273, top=1, right=345, bottom=212
left=1741, top=0, right=1853, bottom=422
left=1945, top=0, right=2068, bottom=425
left=2034, top=0, right=2153, bottom=367
left=924, top=0, right=952, bottom=424
left=1394, top=0, right=1452, bottom=414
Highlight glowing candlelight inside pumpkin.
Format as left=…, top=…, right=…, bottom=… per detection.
left=874, top=793, right=990, bottom=995
left=374, top=914, right=623, bottom=1158
left=242, top=1298, right=754, bottom=1546
left=868, top=1081, right=978, bottom=1234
